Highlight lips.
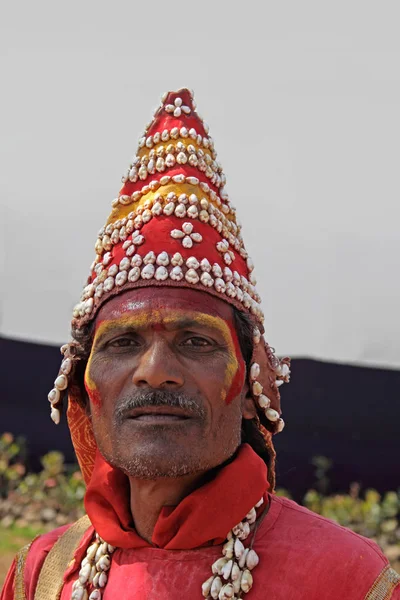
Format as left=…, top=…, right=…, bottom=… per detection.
left=125, top=406, right=193, bottom=422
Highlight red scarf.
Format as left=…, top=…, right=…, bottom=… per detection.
left=85, top=443, right=269, bottom=550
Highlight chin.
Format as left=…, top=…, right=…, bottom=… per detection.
left=112, top=446, right=207, bottom=479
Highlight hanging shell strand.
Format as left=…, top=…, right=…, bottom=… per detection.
left=250, top=329, right=290, bottom=434
left=71, top=533, right=115, bottom=600
left=47, top=342, right=83, bottom=424
left=201, top=497, right=264, bottom=599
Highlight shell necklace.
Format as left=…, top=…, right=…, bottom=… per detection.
left=71, top=496, right=265, bottom=600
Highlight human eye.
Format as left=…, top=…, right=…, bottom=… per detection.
left=182, top=336, right=211, bottom=346
left=106, top=335, right=141, bottom=349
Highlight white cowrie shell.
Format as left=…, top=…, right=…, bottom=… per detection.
left=108, top=264, right=118, bottom=277
left=186, top=256, right=199, bottom=269
left=50, top=407, right=60, bottom=424
left=48, top=388, right=60, bottom=405
left=156, top=251, right=169, bottom=266
left=199, top=210, right=209, bottom=223
left=86, top=543, right=99, bottom=562
left=131, top=232, right=144, bottom=245
left=72, top=586, right=87, bottom=600
left=115, top=271, right=128, bottom=286
left=163, top=202, right=175, bottom=216
left=79, top=563, right=91, bottom=584
left=126, top=244, right=136, bottom=257
left=119, top=257, right=130, bottom=271
left=182, top=222, right=194, bottom=234
left=54, top=374, right=68, bottom=391
left=128, top=267, right=140, bottom=282
left=212, top=558, right=228, bottom=575
left=238, top=548, right=249, bottom=569
left=250, top=363, right=260, bottom=382
left=202, top=575, right=214, bottom=598
left=191, top=232, right=202, bottom=243
left=214, top=278, right=226, bottom=293
left=102, top=252, right=112, bottom=266
left=185, top=268, right=199, bottom=283
left=257, top=394, right=271, bottom=409
left=170, top=266, right=183, bottom=281
left=176, top=151, right=187, bottom=164
left=240, top=569, right=254, bottom=593
left=182, top=236, right=193, bottom=249
left=231, top=562, right=241, bottom=581
left=234, top=537, right=245, bottom=559
left=221, top=559, right=233, bottom=580
left=219, top=583, right=235, bottom=599
left=252, top=381, right=263, bottom=397
left=131, top=254, right=142, bottom=267
left=141, top=264, right=155, bottom=279
left=103, top=276, right=115, bottom=292
left=276, top=418, right=285, bottom=432
left=152, top=202, right=163, bottom=216
left=246, top=549, right=259, bottom=570
left=222, top=538, right=234, bottom=559
left=171, top=229, right=185, bottom=239
left=144, top=251, right=156, bottom=264
left=212, top=263, right=223, bottom=278
left=187, top=205, right=198, bottom=219
left=155, top=266, right=168, bottom=281
left=174, top=203, right=186, bottom=218
left=165, top=153, right=176, bottom=167
left=172, top=173, right=185, bottom=183
left=210, top=576, right=222, bottom=599
left=200, top=272, right=213, bottom=287
left=97, top=554, right=111, bottom=571
left=171, top=253, right=183, bottom=266
left=200, top=258, right=211, bottom=272
left=281, top=363, right=290, bottom=377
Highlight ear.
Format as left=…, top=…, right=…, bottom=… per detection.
left=241, top=382, right=257, bottom=420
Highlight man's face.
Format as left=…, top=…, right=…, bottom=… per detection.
left=84, top=287, right=255, bottom=479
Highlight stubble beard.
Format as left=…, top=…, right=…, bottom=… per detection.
left=94, top=389, right=242, bottom=480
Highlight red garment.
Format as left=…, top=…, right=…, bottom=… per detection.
left=2, top=445, right=399, bottom=599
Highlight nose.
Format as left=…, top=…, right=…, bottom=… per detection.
left=132, top=338, right=184, bottom=389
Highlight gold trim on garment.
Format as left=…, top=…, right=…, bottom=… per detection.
left=34, top=515, right=91, bottom=600
left=14, top=543, right=32, bottom=600
left=365, top=565, right=400, bottom=600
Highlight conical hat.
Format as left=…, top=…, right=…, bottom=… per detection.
left=47, top=89, right=290, bottom=487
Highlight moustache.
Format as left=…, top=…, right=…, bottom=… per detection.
left=113, top=390, right=207, bottom=424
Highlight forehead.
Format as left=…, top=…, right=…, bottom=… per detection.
left=94, top=287, right=235, bottom=329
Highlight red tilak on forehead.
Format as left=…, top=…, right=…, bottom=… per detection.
left=94, top=287, right=237, bottom=330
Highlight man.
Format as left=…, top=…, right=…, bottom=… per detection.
left=2, top=89, right=399, bottom=600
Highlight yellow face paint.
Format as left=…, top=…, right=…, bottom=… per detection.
left=87, top=307, right=244, bottom=406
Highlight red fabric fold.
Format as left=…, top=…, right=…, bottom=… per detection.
left=84, top=443, right=269, bottom=550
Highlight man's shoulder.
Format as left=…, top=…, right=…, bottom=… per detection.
left=267, top=494, right=388, bottom=563
left=25, top=524, right=73, bottom=577
left=22, top=520, right=91, bottom=598
left=253, top=495, right=399, bottom=598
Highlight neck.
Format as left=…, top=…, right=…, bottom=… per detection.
left=128, top=472, right=207, bottom=543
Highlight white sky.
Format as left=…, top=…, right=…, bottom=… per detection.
left=1, top=0, right=399, bottom=369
